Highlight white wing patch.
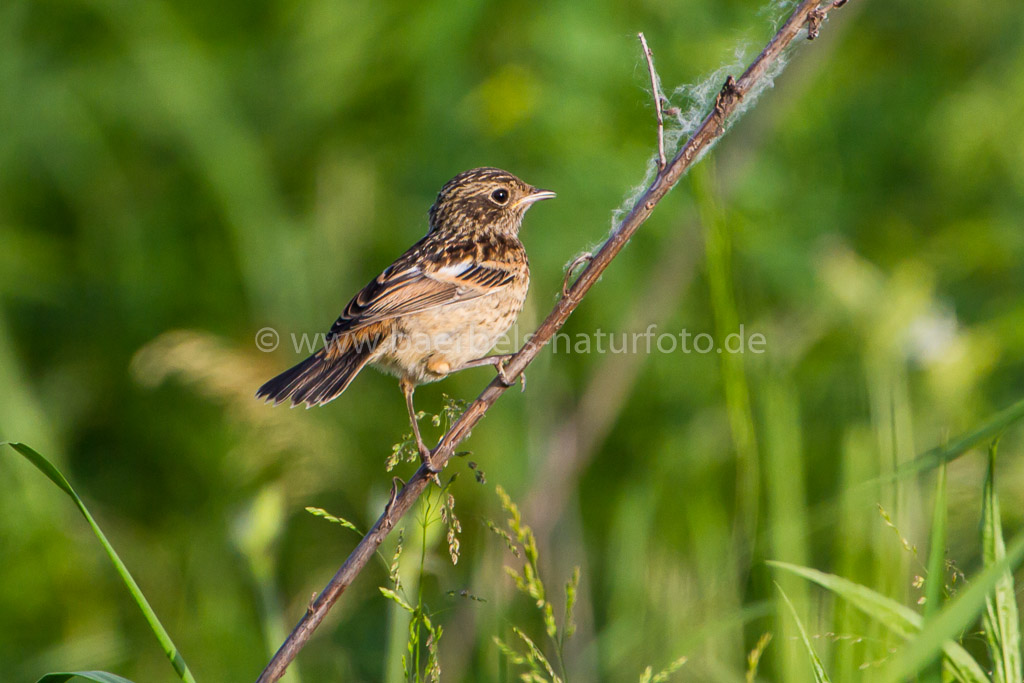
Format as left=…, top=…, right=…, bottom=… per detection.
left=434, top=261, right=474, bottom=278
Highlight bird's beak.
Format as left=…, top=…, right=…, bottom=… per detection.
left=516, top=188, right=557, bottom=208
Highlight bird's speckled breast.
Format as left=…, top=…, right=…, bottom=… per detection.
left=371, top=260, right=529, bottom=384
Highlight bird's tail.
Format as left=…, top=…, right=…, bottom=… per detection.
left=256, top=345, right=373, bottom=408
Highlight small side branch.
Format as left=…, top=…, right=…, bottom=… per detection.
left=638, top=32, right=667, bottom=171
left=808, top=0, right=848, bottom=39
left=562, top=252, right=594, bottom=298
left=255, top=2, right=852, bottom=681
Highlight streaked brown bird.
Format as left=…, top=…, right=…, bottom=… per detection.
left=256, top=167, right=554, bottom=470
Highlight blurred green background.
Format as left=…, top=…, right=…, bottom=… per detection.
left=3, top=0, right=1024, bottom=680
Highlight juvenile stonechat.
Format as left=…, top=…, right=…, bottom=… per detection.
left=256, top=167, right=554, bottom=470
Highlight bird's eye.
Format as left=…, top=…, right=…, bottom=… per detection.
left=490, top=188, right=510, bottom=205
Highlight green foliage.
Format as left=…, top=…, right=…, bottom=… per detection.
left=491, top=485, right=575, bottom=681
left=304, top=506, right=362, bottom=534
left=4, top=0, right=1024, bottom=679
left=394, top=488, right=450, bottom=683
left=491, top=486, right=687, bottom=683
left=2, top=443, right=195, bottom=683
left=314, top=397, right=471, bottom=681
left=876, top=532, right=1024, bottom=683
left=439, top=491, right=462, bottom=566
left=772, top=439, right=1024, bottom=683
left=777, top=586, right=831, bottom=683
left=980, top=442, right=1022, bottom=683
left=310, top=483, right=453, bottom=683
left=745, top=633, right=771, bottom=683
left=636, top=656, right=688, bottom=683
left=900, top=398, right=1024, bottom=477
left=388, top=395, right=467, bottom=471
left=38, top=673, right=138, bottom=683
left=769, top=561, right=990, bottom=683
left=921, top=462, right=948, bottom=683
left=494, top=627, right=561, bottom=683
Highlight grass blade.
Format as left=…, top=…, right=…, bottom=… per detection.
left=921, top=462, right=948, bottom=683
left=876, top=528, right=1024, bottom=683
left=776, top=584, right=832, bottom=682
left=769, top=561, right=989, bottom=682
left=38, top=673, right=137, bottom=683
left=3, top=442, right=197, bottom=683
left=898, top=396, right=1024, bottom=476
left=693, top=163, right=760, bottom=541
left=982, top=441, right=1022, bottom=683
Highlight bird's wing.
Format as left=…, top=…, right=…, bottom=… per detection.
left=327, top=258, right=517, bottom=338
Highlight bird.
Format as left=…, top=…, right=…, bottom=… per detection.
left=256, top=167, right=555, bottom=470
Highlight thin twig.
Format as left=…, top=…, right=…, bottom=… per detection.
left=638, top=32, right=667, bottom=171
left=562, top=252, right=593, bottom=298
left=255, top=2, right=850, bottom=680
left=809, top=0, right=847, bottom=38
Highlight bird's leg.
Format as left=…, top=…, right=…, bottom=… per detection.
left=400, top=377, right=439, bottom=474
left=456, top=354, right=525, bottom=391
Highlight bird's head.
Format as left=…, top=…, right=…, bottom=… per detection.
left=428, top=167, right=555, bottom=235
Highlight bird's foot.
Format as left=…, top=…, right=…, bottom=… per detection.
left=494, top=357, right=513, bottom=386
left=416, top=439, right=439, bottom=471
left=491, top=355, right=525, bottom=392
left=454, top=354, right=525, bottom=391
left=415, top=439, right=442, bottom=483
left=497, top=358, right=526, bottom=392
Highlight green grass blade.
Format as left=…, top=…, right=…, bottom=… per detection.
left=875, top=529, right=1024, bottom=683
left=4, top=443, right=197, bottom=683
left=692, top=163, right=760, bottom=541
left=776, top=584, right=832, bottom=683
left=769, top=561, right=923, bottom=638
left=982, top=441, right=1022, bottom=683
left=768, top=561, right=989, bottom=682
left=921, top=462, right=948, bottom=683
left=38, top=673, right=137, bottom=683
left=898, top=396, right=1024, bottom=477
left=923, top=463, right=948, bottom=620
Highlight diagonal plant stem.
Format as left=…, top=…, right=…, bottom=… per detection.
left=256, top=1, right=852, bottom=680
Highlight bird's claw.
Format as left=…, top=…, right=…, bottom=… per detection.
left=495, top=359, right=513, bottom=386
left=420, top=459, right=441, bottom=485
left=496, top=358, right=526, bottom=392
left=417, top=442, right=440, bottom=475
